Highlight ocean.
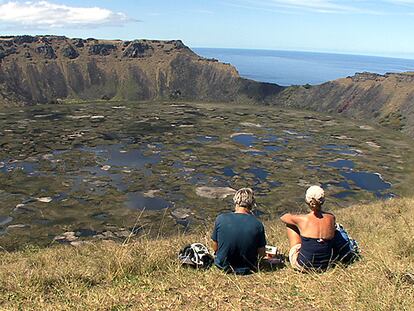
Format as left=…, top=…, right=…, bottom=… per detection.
left=193, top=48, right=414, bottom=86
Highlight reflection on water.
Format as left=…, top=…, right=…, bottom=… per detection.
left=126, top=192, right=171, bottom=211
left=187, top=173, right=210, bottom=185
left=0, top=216, right=13, bottom=226
left=246, top=167, right=269, bottom=181
left=376, top=192, right=396, bottom=200
left=327, top=159, right=355, bottom=169
left=82, top=144, right=160, bottom=169
left=0, top=160, right=39, bottom=175
left=324, top=158, right=392, bottom=197
left=84, top=167, right=128, bottom=192
left=232, top=134, right=258, bottom=147
left=341, top=171, right=391, bottom=192
left=66, top=144, right=160, bottom=194
left=223, top=166, right=236, bottom=177
left=232, top=133, right=285, bottom=151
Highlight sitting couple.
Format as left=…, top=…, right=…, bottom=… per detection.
left=211, top=186, right=356, bottom=274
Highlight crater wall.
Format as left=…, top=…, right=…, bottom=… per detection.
left=0, top=36, right=283, bottom=104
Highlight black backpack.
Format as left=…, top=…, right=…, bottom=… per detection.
left=178, top=243, right=214, bottom=269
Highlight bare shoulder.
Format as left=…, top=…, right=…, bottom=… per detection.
left=323, top=211, right=336, bottom=221
left=280, top=212, right=306, bottom=225
left=298, top=213, right=308, bottom=219
left=293, top=213, right=308, bottom=222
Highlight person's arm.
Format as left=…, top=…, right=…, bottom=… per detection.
left=212, top=240, right=218, bottom=254
left=280, top=213, right=302, bottom=226
left=258, top=247, right=266, bottom=259
left=211, top=216, right=220, bottom=255
left=257, top=224, right=267, bottom=259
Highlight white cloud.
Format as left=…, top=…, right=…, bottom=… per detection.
left=265, top=0, right=357, bottom=13
left=0, top=1, right=134, bottom=29
left=227, top=0, right=404, bottom=14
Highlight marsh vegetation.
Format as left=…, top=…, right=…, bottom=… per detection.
left=0, top=101, right=413, bottom=250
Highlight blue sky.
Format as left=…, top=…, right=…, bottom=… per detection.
left=1, top=0, right=414, bottom=58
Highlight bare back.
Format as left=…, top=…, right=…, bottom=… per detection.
left=298, top=212, right=336, bottom=240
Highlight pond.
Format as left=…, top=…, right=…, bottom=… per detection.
left=126, top=192, right=172, bottom=211
left=340, top=171, right=392, bottom=193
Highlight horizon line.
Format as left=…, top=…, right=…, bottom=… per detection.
left=192, top=46, right=414, bottom=61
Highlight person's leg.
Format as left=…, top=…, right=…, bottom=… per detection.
left=286, top=224, right=303, bottom=270
left=286, top=224, right=301, bottom=248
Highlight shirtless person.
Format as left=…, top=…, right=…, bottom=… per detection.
left=280, top=186, right=336, bottom=271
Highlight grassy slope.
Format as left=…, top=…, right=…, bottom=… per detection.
left=0, top=198, right=413, bottom=311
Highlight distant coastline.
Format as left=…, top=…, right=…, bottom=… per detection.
left=194, top=47, right=414, bottom=86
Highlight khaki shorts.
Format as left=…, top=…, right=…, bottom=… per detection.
left=289, top=244, right=303, bottom=270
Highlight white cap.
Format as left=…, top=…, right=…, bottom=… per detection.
left=305, top=186, right=325, bottom=204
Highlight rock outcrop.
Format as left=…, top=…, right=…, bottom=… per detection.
left=34, top=44, right=56, bottom=59
left=123, top=41, right=153, bottom=58
left=275, top=72, right=414, bottom=137
left=0, top=35, right=283, bottom=105
left=62, top=45, right=79, bottom=59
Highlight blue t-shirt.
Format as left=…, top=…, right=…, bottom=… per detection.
left=211, top=212, right=266, bottom=274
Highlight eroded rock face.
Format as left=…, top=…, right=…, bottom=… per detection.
left=62, top=45, right=79, bottom=59
left=35, top=45, right=56, bottom=59
left=89, top=44, right=117, bottom=56
left=123, top=41, right=153, bottom=58
left=72, top=38, right=84, bottom=48
left=0, top=47, right=17, bottom=60
left=0, top=39, right=14, bottom=47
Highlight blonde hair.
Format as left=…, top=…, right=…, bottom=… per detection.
left=305, top=185, right=325, bottom=212
left=233, top=188, right=256, bottom=210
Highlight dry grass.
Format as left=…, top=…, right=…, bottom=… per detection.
left=0, top=198, right=413, bottom=310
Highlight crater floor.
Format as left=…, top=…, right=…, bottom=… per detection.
left=0, top=101, right=413, bottom=249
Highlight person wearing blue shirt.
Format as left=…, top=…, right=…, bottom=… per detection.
left=211, top=188, right=266, bottom=274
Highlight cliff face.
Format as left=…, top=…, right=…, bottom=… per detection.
left=276, top=72, right=414, bottom=137
left=0, top=35, right=283, bottom=104
left=1, top=35, right=414, bottom=138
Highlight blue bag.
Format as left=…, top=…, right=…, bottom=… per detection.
left=332, top=223, right=361, bottom=264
